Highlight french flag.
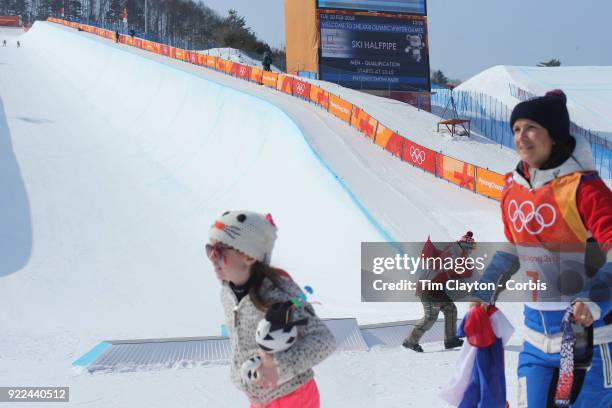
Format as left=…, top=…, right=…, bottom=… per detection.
left=439, top=304, right=514, bottom=408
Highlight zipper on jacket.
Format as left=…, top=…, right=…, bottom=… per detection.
left=229, top=290, right=248, bottom=329
left=539, top=310, right=548, bottom=335
left=233, top=305, right=240, bottom=328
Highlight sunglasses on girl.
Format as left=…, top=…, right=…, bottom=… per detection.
left=205, top=243, right=232, bottom=260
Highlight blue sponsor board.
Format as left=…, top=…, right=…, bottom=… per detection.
left=318, top=0, right=427, bottom=16
left=319, top=12, right=430, bottom=91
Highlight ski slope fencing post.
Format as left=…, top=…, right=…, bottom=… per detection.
left=48, top=18, right=513, bottom=200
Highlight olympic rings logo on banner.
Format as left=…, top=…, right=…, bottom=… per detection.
left=240, top=67, right=247, bottom=75
left=507, top=200, right=556, bottom=235
left=409, top=146, right=426, bottom=164
left=296, top=83, right=306, bottom=94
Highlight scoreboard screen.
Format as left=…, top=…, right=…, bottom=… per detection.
left=317, top=0, right=426, bottom=16
left=319, top=11, right=430, bottom=91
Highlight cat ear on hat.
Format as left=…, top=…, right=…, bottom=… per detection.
left=265, top=213, right=276, bottom=227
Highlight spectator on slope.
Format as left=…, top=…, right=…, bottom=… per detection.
left=473, top=90, right=612, bottom=407
left=403, top=231, right=477, bottom=352
left=206, top=211, right=335, bottom=408
left=262, top=51, right=272, bottom=72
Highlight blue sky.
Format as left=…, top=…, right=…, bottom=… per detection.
left=200, top=0, right=612, bottom=81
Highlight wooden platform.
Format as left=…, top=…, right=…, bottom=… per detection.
left=437, top=118, right=471, bottom=137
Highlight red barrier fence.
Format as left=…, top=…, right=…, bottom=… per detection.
left=0, top=16, right=21, bottom=27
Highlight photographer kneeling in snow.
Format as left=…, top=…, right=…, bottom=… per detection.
left=403, top=231, right=477, bottom=352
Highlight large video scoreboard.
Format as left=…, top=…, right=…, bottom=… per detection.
left=319, top=9, right=430, bottom=92
left=318, top=0, right=426, bottom=16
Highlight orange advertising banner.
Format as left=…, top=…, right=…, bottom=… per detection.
left=328, top=94, right=352, bottom=123
left=262, top=71, right=279, bottom=88
left=350, top=107, right=377, bottom=140
left=276, top=74, right=293, bottom=95
left=168, top=47, right=176, bottom=59
left=175, top=49, right=186, bottom=61
left=250, top=67, right=263, bottom=83
left=475, top=167, right=505, bottom=200
left=309, top=86, right=329, bottom=109
left=230, top=62, right=241, bottom=76
left=216, top=58, right=226, bottom=72
left=152, top=42, right=161, bottom=54
left=436, top=155, right=476, bottom=191
left=224, top=60, right=234, bottom=74
left=375, top=124, right=394, bottom=148
left=188, top=52, right=198, bottom=64
left=206, top=55, right=217, bottom=69
left=197, top=53, right=207, bottom=66
left=402, top=139, right=436, bottom=174
left=292, top=79, right=311, bottom=100
left=237, top=64, right=251, bottom=80
left=159, top=44, right=169, bottom=56
left=143, top=41, right=155, bottom=52
left=276, top=74, right=286, bottom=90
left=374, top=124, right=403, bottom=157
left=385, top=133, right=405, bottom=158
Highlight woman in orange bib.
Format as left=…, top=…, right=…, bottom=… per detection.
left=475, top=90, right=612, bottom=407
